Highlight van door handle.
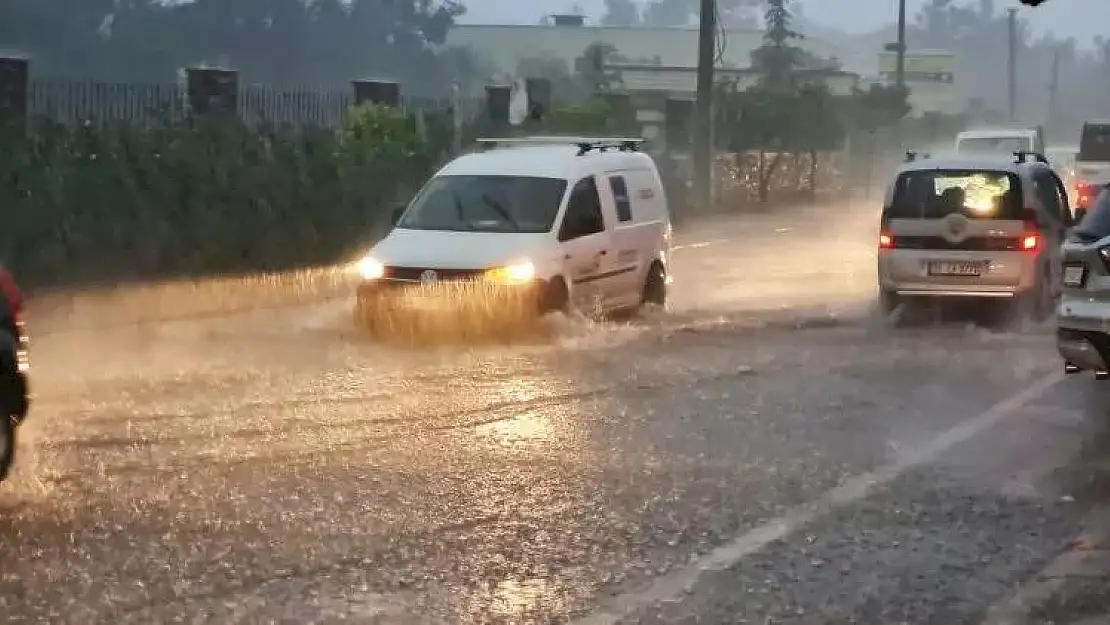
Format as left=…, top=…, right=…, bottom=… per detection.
left=597, top=250, right=607, bottom=255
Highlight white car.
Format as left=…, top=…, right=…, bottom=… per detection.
left=877, top=151, right=1073, bottom=323
left=354, top=136, right=673, bottom=329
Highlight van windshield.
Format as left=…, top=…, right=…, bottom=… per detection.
left=887, top=170, right=1024, bottom=220
left=398, top=175, right=567, bottom=233
left=956, top=136, right=1031, bottom=154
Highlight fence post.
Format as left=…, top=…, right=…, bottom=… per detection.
left=485, top=85, right=510, bottom=133
left=184, top=67, right=238, bottom=116
left=352, top=80, right=400, bottom=107
left=0, top=56, right=29, bottom=125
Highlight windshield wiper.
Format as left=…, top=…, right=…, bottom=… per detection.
left=452, top=192, right=474, bottom=230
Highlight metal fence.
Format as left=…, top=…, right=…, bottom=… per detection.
left=28, top=80, right=482, bottom=127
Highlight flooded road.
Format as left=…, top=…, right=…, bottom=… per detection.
left=3, top=200, right=1108, bottom=624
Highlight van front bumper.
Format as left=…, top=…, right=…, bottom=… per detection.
left=356, top=278, right=544, bottom=321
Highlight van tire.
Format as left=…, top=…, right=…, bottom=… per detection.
left=539, top=278, right=569, bottom=315
left=642, top=262, right=667, bottom=306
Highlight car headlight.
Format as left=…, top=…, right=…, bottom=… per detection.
left=356, top=256, right=384, bottom=280
left=486, top=261, right=535, bottom=284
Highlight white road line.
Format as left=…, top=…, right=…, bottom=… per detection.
left=571, top=373, right=1064, bottom=625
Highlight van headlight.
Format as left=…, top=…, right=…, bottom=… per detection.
left=356, top=256, right=384, bottom=280
left=486, top=261, right=535, bottom=285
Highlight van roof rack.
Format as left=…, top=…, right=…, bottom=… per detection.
left=475, top=136, right=644, bottom=155
left=1012, top=150, right=1049, bottom=164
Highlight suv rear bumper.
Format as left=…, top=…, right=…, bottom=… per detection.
left=878, top=250, right=1037, bottom=298
left=1057, top=298, right=1110, bottom=371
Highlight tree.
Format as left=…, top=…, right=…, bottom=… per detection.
left=601, top=0, right=641, bottom=26
left=846, top=84, right=910, bottom=131
left=641, top=0, right=694, bottom=26
left=0, top=0, right=471, bottom=91
left=574, top=43, right=623, bottom=94
left=748, top=0, right=804, bottom=88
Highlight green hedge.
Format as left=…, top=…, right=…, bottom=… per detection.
left=0, top=104, right=445, bottom=290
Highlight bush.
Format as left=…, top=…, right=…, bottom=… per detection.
left=0, top=105, right=431, bottom=290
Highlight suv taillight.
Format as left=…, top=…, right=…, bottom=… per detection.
left=1077, top=181, right=1097, bottom=208
left=1099, top=247, right=1110, bottom=273
left=878, top=232, right=894, bottom=248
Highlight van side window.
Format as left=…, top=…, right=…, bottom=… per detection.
left=559, top=176, right=605, bottom=241
left=609, top=176, right=632, bottom=222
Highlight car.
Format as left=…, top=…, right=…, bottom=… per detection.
left=877, top=151, right=1073, bottom=324
left=0, top=263, right=28, bottom=482
left=955, top=126, right=1045, bottom=156
left=1057, top=183, right=1110, bottom=379
left=353, top=136, right=673, bottom=331
left=1073, top=121, right=1110, bottom=214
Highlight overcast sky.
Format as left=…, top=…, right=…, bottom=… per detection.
left=460, top=0, right=1105, bottom=45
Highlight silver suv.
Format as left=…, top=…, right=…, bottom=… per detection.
left=1058, top=184, right=1110, bottom=378
left=878, top=153, right=1072, bottom=323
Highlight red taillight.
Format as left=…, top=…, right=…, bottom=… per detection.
left=1076, top=181, right=1096, bottom=208
left=0, top=267, right=21, bottom=317
left=878, top=232, right=894, bottom=248
left=1020, top=215, right=1041, bottom=252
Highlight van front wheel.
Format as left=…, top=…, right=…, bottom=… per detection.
left=538, top=278, right=569, bottom=315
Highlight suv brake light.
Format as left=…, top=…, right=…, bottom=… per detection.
left=878, top=232, right=894, bottom=248
left=1077, top=181, right=1097, bottom=208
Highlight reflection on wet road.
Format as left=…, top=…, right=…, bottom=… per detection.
left=3, top=201, right=1108, bottom=623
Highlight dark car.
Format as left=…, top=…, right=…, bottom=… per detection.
left=0, top=264, right=28, bottom=481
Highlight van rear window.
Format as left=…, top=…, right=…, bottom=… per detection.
left=885, top=170, right=1024, bottom=220
left=1079, top=123, right=1110, bottom=162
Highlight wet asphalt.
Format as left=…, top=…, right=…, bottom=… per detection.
left=2, top=200, right=1109, bottom=624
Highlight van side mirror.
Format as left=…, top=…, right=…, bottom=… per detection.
left=390, top=203, right=406, bottom=226
left=1074, top=206, right=1087, bottom=223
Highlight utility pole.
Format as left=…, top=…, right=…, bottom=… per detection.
left=1047, top=46, right=1060, bottom=120
left=1008, top=8, right=1017, bottom=120
left=692, top=0, right=716, bottom=213
left=895, top=0, right=906, bottom=90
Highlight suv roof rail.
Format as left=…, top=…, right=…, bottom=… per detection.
left=475, top=136, right=644, bottom=155
left=1012, top=150, right=1049, bottom=164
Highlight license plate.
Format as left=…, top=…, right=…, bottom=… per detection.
left=1064, top=264, right=1087, bottom=287
left=928, top=261, right=984, bottom=276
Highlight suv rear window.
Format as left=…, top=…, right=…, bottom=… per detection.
left=1079, top=123, right=1110, bottom=162
left=1071, top=185, right=1110, bottom=242
left=885, top=170, right=1024, bottom=220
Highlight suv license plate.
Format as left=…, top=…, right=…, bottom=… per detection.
left=928, top=261, right=983, bottom=276
left=1064, top=264, right=1086, bottom=286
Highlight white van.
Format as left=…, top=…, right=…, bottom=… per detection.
left=353, top=137, right=673, bottom=327
left=955, top=127, right=1045, bottom=156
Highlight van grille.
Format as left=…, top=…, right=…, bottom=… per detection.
left=384, top=266, right=485, bottom=281
left=891, top=236, right=1023, bottom=251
